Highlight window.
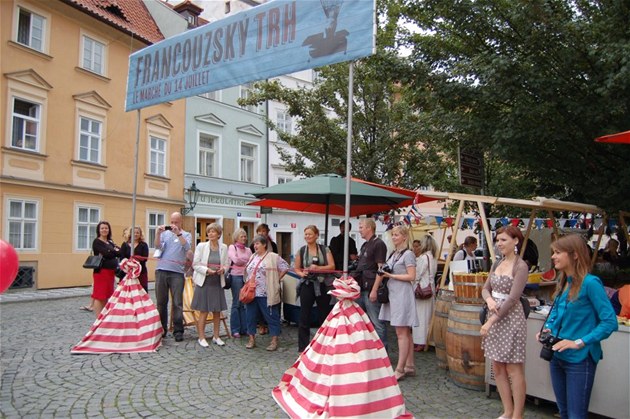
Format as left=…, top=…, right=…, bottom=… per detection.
left=149, top=136, right=166, bottom=176
left=76, top=206, right=100, bottom=250
left=240, top=143, right=256, bottom=183
left=148, top=212, right=165, bottom=248
left=78, top=117, right=102, bottom=163
left=240, top=83, right=258, bottom=113
left=11, top=98, right=40, bottom=151
left=199, top=90, right=220, bottom=100
left=277, top=176, right=292, bottom=185
left=82, top=36, right=105, bottom=75
left=17, top=7, right=44, bottom=51
left=276, top=110, right=292, bottom=133
left=199, top=133, right=217, bottom=177
left=7, top=199, right=37, bottom=250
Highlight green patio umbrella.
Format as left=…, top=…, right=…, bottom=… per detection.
left=248, top=174, right=412, bottom=243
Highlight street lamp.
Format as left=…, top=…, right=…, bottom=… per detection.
left=181, top=182, right=200, bottom=215
left=441, top=203, right=449, bottom=218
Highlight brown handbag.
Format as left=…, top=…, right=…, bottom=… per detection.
left=239, top=253, right=267, bottom=304
left=414, top=254, right=434, bottom=299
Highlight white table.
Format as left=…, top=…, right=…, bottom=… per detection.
left=485, top=313, right=630, bottom=418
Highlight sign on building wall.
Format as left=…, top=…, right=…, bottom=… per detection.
left=126, top=0, right=376, bottom=111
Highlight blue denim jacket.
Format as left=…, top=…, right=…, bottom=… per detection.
left=545, top=273, right=618, bottom=363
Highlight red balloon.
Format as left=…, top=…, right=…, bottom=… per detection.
left=0, top=240, right=19, bottom=294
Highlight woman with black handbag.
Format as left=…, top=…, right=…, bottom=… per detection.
left=294, top=225, right=335, bottom=353
left=370, top=225, right=417, bottom=381
left=412, top=235, right=438, bottom=352
left=480, top=226, right=528, bottom=419
left=91, top=221, right=121, bottom=316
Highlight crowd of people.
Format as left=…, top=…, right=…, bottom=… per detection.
left=83, top=215, right=624, bottom=418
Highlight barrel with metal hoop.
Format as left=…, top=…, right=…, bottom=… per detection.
left=452, top=272, right=488, bottom=305
left=446, top=302, right=485, bottom=391
left=433, top=289, right=455, bottom=369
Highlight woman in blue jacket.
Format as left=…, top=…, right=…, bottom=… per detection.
left=540, top=234, right=618, bottom=419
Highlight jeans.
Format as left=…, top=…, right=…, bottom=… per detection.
left=155, top=270, right=184, bottom=338
left=550, top=355, right=597, bottom=419
left=229, top=275, right=247, bottom=335
left=298, top=281, right=332, bottom=351
left=246, top=297, right=281, bottom=337
left=357, top=290, right=387, bottom=349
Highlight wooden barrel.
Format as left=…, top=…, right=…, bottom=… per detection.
left=433, top=289, right=454, bottom=369
left=446, top=303, right=485, bottom=391
left=453, top=272, right=487, bottom=305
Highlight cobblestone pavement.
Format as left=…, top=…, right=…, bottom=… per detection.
left=0, top=289, right=557, bottom=418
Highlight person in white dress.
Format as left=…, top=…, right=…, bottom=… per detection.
left=412, top=235, right=438, bottom=351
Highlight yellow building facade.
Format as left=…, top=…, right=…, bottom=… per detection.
left=1, top=0, right=186, bottom=289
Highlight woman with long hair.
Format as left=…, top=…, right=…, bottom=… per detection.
left=120, top=226, right=150, bottom=292
left=370, top=225, right=417, bottom=381
left=480, top=225, right=528, bottom=419
left=91, top=221, right=121, bottom=316
left=294, top=225, right=335, bottom=352
left=412, top=234, right=438, bottom=352
left=244, top=235, right=289, bottom=351
left=227, top=228, right=252, bottom=338
left=540, top=234, right=617, bottom=419
left=191, top=223, right=229, bottom=347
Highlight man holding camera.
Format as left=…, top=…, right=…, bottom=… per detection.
left=154, top=212, right=192, bottom=342
left=352, top=218, right=388, bottom=348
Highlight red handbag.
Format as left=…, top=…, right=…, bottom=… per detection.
left=239, top=253, right=267, bottom=304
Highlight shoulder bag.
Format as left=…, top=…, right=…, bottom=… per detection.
left=223, top=245, right=234, bottom=290
left=239, top=253, right=267, bottom=304
left=83, top=253, right=103, bottom=270
left=414, top=254, right=434, bottom=299
left=376, top=250, right=408, bottom=304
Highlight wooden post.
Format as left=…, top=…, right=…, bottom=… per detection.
left=477, top=200, right=495, bottom=262
left=520, top=209, right=537, bottom=258
left=439, top=199, right=465, bottom=289
left=591, top=214, right=609, bottom=269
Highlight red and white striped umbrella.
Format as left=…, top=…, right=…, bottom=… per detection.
left=71, top=258, right=162, bottom=354
left=272, top=276, right=412, bottom=418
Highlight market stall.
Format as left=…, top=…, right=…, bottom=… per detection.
left=414, top=192, right=629, bottom=414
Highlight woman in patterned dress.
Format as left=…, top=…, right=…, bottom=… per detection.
left=480, top=226, right=528, bottom=419
left=371, top=225, right=417, bottom=381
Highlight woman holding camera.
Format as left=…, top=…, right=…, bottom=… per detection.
left=480, top=226, right=528, bottom=419
left=370, top=225, right=417, bottom=381
left=540, top=234, right=617, bottom=419
left=294, top=225, right=336, bottom=352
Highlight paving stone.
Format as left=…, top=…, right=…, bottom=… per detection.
left=1, top=291, right=558, bottom=418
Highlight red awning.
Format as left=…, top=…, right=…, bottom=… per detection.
left=595, top=130, right=630, bottom=144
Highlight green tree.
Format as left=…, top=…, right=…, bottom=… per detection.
left=403, top=0, right=630, bottom=213
left=239, top=0, right=457, bottom=190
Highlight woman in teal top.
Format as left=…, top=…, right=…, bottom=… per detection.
left=540, top=234, right=618, bottom=419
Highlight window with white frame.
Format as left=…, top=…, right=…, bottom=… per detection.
left=76, top=206, right=100, bottom=250
left=199, top=90, right=220, bottom=101
left=7, top=199, right=37, bottom=250
left=199, top=133, right=217, bottom=177
left=148, top=212, right=166, bottom=248
left=277, top=176, right=292, bottom=185
left=149, top=136, right=166, bottom=176
left=240, top=143, right=256, bottom=183
left=17, top=7, right=45, bottom=51
left=240, top=83, right=258, bottom=113
left=78, top=116, right=102, bottom=163
left=11, top=98, right=40, bottom=151
left=82, top=35, right=105, bottom=75
left=276, top=110, right=292, bottom=133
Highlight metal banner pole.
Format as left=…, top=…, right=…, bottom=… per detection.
left=130, top=110, right=141, bottom=258
left=343, top=62, right=354, bottom=279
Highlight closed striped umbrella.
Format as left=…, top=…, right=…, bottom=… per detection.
left=272, top=276, right=412, bottom=418
left=71, top=258, right=162, bottom=354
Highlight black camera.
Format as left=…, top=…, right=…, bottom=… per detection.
left=377, top=265, right=392, bottom=276
left=538, top=331, right=561, bottom=361
left=347, top=259, right=359, bottom=272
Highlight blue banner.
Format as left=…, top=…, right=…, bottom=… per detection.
left=125, top=0, right=376, bottom=111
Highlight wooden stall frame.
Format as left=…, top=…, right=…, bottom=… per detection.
left=422, top=192, right=607, bottom=349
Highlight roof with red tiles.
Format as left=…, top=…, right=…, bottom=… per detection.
left=60, top=0, right=164, bottom=44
